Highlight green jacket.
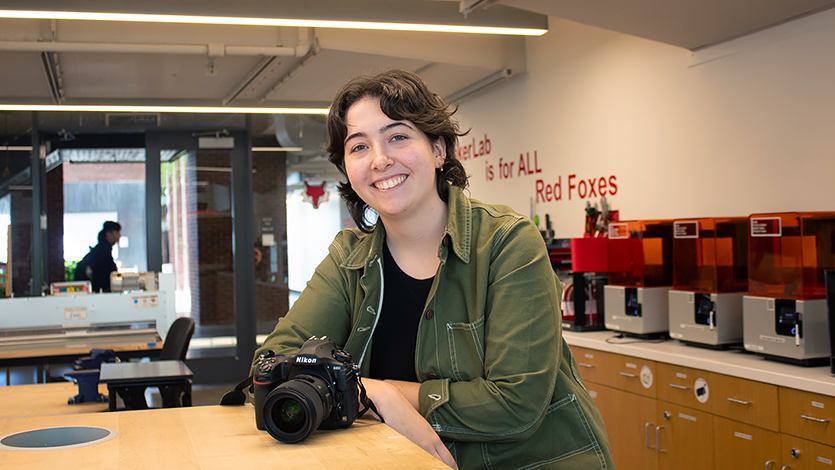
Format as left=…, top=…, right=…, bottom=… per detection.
left=253, top=187, right=613, bottom=470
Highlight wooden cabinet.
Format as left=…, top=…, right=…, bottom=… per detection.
left=569, top=344, right=835, bottom=470
left=586, top=382, right=658, bottom=470
left=713, top=415, right=781, bottom=470
left=781, top=434, right=835, bottom=469
left=656, top=401, right=715, bottom=470
left=572, top=346, right=657, bottom=398
left=657, top=362, right=713, bottom=411
left=608, top=354, right=657, bottom=399
left=780, top=388, right=835, bottom=447
left=572, top=346, right=612, bottom=387
left=710, top=372, right=779, bottom=432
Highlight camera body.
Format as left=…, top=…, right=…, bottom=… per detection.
left=253, top=337, right=360, bottom=443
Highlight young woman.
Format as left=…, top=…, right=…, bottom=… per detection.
left=253, top=70, right=613, bottom=470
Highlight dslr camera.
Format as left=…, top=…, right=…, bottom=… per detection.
left=253, top=337, right=361, bottom=443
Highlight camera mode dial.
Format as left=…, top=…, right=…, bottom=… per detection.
left=333, top=350, right=352, bottom=363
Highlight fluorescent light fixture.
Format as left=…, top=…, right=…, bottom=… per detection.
left=0, top=9, right=546, bottom=36
left=0, top=104, right=328, bottom=114
left=252, top=147, right=303, bottom=152
left=1, top=145, right=33, bottom=151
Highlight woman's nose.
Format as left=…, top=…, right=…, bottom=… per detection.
left=370, top=146, right=393, bottom=170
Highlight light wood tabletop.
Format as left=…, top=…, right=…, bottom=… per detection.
left=0, top=342, right=162, bottom=365
left=0, top=404, right=450, bottom=469
left=0, top=382, right=109, bottom=419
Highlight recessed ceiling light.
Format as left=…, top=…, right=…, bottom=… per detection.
left=0, top=9, right=547, bottom=36
left=252, top=147, right=304, bottom=152
left=0, top=104, right=328, bottom=114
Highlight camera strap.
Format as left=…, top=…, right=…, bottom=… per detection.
left=356, top=375, right=384, bottom=424
left=219, top=376, right=252, bottom=406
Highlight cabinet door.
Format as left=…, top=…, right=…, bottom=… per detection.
left=608, top=354, right=657, bottom=399
left=782, top=434, right=835, bottom=469
left=591, top=383, right=658, bottom=470
left=656, top=402, right=714, bottom=470
left=714, top=415, right=781, bottom=470
left=657, top=362, right=714, bottom=411
left=570, top=346, right=613, bottom=386
left=710, top=372, right=779, bottom=432
left=780, top=387, right=835, bottom=447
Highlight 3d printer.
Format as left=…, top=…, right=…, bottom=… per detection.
left=668, top=217, right=748, bottom=348
left=604, top=219, right=674, bottom=338
left=563, top=237, right=608, bottom=332
left=743, top=212, right=835, bottom=365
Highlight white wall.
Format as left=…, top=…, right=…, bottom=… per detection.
left=456, top=11, right=835, bottom=238
left=286, top=183, right=342, bottom=297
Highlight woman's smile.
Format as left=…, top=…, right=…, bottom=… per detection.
left=373, top=175, right=408, bottom=191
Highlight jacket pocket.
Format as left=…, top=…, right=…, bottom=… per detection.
left=445, top=316, right=485, bottom=382
left=480, top=394, right=606, bottom=470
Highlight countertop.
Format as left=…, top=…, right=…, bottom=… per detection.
left=563, top=331, right=835, bottom=397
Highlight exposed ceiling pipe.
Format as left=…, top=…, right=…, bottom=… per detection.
left=460, top=0, right=502, bottom=17
left=223, top=31, right=314, bottom=106
left=39, top=19, right=65, bottom=104
left=40, top=51, right=64, bottom=104
left=258, top=38, right=320, bottom=102
left=0, top=40, right=308, bottom=57
left=445, top=68, right=512, bottom=103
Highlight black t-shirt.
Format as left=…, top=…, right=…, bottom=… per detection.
left=368, top=241, right=434, bottom=382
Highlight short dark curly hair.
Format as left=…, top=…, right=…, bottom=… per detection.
left=326, top=69, right=468, bottom=232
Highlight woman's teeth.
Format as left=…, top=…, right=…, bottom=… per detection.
left=375, top=175, right=406, bottom=190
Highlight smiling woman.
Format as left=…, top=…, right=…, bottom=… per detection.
left=253, top=70, right=613, bottom=470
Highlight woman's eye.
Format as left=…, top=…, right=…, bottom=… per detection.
left=390, top=134, right=407, bottom=142
left=350, top=144, right=367, bottom=153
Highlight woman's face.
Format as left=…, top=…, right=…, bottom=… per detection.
left=343, top=97, right=445, bottom=222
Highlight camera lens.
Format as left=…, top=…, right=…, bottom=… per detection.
left=262, top=375, right=332, bottom=443
left=275, top=398, right=306, bottom=432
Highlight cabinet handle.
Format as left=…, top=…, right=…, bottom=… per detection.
left=727, top=397, right=752, bottom=405
left=782, top=466, right=792, bottom=470
left=765, top=460, right=776, bottom=470
left=619, top=372, right=638, bottom=378
left=655, top=425, right=666, bottom=453
left=800, top=414, right=830, bottom=423
left=645, top=422, right=655, bottom=450
left=578, top=363, right=595, bottom=368
left=668, top=383, right=691, bottom=390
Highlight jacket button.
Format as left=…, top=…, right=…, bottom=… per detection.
left=428, top=373, right=439, bottom=380
left=442, top=236, right=450, bottom=247
left=425, top=309, right=434, bottom=320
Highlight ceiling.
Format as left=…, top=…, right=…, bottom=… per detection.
left=1, top=0, right=834, bottom=144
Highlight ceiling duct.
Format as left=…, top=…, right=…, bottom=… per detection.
left=273, top=114, right=327, bottom=156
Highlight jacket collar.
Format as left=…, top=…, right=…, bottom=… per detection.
left=440, top=186, right=471, bottom=264
left=340, top=185, right=472, bottom=269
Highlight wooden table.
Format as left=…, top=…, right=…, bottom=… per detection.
left=0, top=342, right=163, bottom=368
left=0, top=382, right=108, bottom=419
left=0, top=405, right=449, bottom=469
left=1, top=342, right=163, bottom=385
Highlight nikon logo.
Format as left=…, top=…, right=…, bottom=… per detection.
left=296, top=356, right=318, bottom=364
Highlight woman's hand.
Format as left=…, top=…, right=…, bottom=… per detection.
left=362, top=379, right=458, bottom=469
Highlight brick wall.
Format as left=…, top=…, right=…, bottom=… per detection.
left=167, top=149, right=288, bottom=329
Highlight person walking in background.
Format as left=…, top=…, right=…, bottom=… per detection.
left=75, top=221, right=121, bottom=293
